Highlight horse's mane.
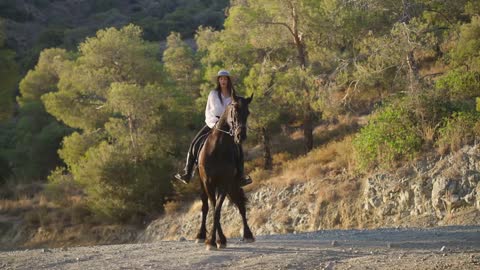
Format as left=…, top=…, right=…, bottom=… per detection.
left=215, top=102, right=233, bottom=132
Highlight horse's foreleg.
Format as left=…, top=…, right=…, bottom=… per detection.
left=206, top=190, right=227, bottom=250
left=230, top=188, right=255, bottom=243
left=196, top=187, right=208, bottom=243
left=214, top=192, right=227, bottom=249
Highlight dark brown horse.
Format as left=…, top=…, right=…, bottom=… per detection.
left=196, top=93, right=255, bottom=250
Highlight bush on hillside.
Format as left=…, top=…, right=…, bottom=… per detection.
left=353, top=102, right=422, bottom=170
left=437, top=111, right=480, bottom=154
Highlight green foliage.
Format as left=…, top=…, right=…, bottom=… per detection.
left=59, top=131, right=105, bottom=169
left=0, top=18, right=4, bottom=46
left=163, top=32, right=200, bottom=100
left=9, top=102, right=70, bottom=181
left=437, top=111, right=480, bottom=153
left=45, top=167, right=81, bottom=207
left=0, top=0, right=33, bottom=22
left=43, top=24, right=161, bottom=131
left=244, top=63, right=281, bottom=130
left=451, top=16, right=480, bottom=70
left=465, top=1, right=480, bottom=16
left=0, top=18, right=19, bottom=121
left=90, top=0, right=116, bottom=13
left=18, top=48, right=70, bottom=106
left=37, top=27, right=65, bottom=49
left=74, top=142, right=172, bottom=222
left=0, top=49, right=19, bottom=120
left=436, top=70, right=480, bottom=104
left=40, top=25, right=186, bottom=222
left=435, top=16, right=480, bottom=108
left=353, top=102, right=422, bottom=170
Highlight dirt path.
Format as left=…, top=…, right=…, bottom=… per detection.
left=1, top=226, right=479, bottom=270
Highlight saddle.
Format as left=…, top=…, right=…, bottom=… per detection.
left=192, top=130, right=241, bottom=166
left=192, top=131, right=211, bottom=165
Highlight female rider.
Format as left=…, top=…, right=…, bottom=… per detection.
left=174, top=69, right=252, bottom=186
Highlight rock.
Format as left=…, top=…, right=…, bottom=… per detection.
left=432, top=177, right=448, bottom=218
left=331, top=240, right=337, bottom=247
left=178, top=236, right=187, bottom=242
left=476, top=183, right=480, bottom=211
left=323, top=261, right=335, bottom=270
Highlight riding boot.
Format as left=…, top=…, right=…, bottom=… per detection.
left=174, top=152, right=195, bottom=184
left=236, top=145, right=252, bottom=187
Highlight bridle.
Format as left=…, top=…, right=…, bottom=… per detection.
left=215, top=103, right=243, bottom=138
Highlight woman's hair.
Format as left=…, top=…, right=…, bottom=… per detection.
left=215, top=76, right=235, bottom=105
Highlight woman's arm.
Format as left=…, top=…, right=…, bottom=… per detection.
left=205, top=91, right=219, bottom=128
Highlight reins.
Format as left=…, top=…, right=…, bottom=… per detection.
left=215, top=103, right=236, bottom=137
left=215, top=125, right=234, bottom=136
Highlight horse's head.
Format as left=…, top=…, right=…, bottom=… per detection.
left=228, top=93, right=253, bottom=144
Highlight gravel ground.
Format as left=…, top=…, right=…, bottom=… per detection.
left=1, top=226, right=479, bottom=270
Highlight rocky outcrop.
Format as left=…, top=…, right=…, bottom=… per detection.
left=364, top=145, right=480, bottom=222
left=139, top=145, right=480, bottom=242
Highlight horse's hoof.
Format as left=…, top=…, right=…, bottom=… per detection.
left=242, top=237, right=255, bottom=243
left=195, top=238, right=205, bottom=244
left=205, top=244, right=216, bottom=251
left=216, top=243, right=226, bottom=249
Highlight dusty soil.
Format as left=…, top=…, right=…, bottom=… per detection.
left=1, top=226, right=479, bottom=270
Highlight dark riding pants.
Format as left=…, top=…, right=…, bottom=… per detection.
left=190, top=125, right=211, bottom=163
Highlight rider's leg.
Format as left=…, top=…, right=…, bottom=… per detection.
left=175, top=125, right=211, bottom=184
left=236, top=144, right=252, bottom=187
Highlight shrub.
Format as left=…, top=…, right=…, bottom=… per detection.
left=45, top=167, right=82, bottom=207
left=73, top=142, right=173, bottom=223
left=163, top=200, right=181, bottom=216
left=436, top=70, right=480, bottom=105
left=437, top=111, right=480, bottom=154
left=353, top=103, right=422, bottom=170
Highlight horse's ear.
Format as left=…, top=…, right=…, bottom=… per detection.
left=246, top=93, right=254, bottom=104
left=231, top=87, right=238, bottom=103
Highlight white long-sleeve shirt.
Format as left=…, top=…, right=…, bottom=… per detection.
left=205, top=90, right=232, bottom=128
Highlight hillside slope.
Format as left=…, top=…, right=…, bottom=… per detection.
left=1, top=0, right=227, bottom=68
left=140, top=145, right=480, bottom=242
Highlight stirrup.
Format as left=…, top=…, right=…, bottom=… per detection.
left=174, top=173, right=190, bottom=184
left=239, top=175, right=252, bottom=187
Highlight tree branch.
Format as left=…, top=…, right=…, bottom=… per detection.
left=259, top=21, right=295, bottom=38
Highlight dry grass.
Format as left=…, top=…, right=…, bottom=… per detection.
left=249, top=209, right=270, bottom=230
left=0, top=197, right=34, bottom=214
left=268, top=137, right=355, bottom=186
left=163, top=200, right=182, bottom=216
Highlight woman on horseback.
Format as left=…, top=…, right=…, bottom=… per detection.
left=174, top=69, right=252, bottom=186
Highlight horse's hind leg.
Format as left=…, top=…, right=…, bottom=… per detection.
left=195, top=187, right=208, bottom=243
left=229, top=188, right=255, bottom=242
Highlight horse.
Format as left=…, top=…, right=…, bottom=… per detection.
left=195, top=92, right=255, bottom=250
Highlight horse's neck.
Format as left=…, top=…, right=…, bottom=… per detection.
left=210, top=108, right=233, bottom=144
left=215, top=108, right=230, bottom=133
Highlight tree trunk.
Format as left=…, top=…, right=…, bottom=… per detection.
left=261, top=127, right=273, bottom=170
left=407, top=50, right=420, bottom=93
left=303, top=111, right=313, bottom=153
